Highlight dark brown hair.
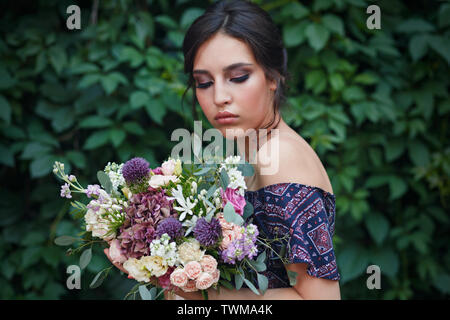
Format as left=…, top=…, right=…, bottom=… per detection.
left=181, top=0, right=290, bottom=130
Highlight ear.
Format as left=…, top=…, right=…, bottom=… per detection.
left=269, top=78, right=277, bottom=91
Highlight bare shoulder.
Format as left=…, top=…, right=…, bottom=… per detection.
left=256, top=131, right=334, bottom=195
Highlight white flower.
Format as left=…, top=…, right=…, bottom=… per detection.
left=141, top=256, right=168, bottom=277
left=149, top=234, right=178, bottom=267
left=178, top=238, right=205, bottom=265
left=148, top=175, right=180, bottom=189
left=166, top=185, right=197, bottom=221
left=84, top=206, right=115, bottom=241
left=123, top=258, right=151, bottom=283
left=161, top=159, right=177, bottom=176
left=182, top=215, right=199, bottom=236
left=191, top=181, right=197, bottom=194
left=226, top=167, right=246, bottom=191
left=104, top=162, right=125, bottom=193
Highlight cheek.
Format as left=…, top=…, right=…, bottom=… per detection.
left=196, top=91, right=214, bottom=119
left=236, top=79, right=271, bottom=119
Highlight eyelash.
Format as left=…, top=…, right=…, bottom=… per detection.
left=196, top=74, right=249, bottom=89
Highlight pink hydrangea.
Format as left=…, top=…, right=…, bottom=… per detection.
left=117, top=190, right=177, bottom=259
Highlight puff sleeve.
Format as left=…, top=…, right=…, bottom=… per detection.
left=284, top=187, right=340, bottom=281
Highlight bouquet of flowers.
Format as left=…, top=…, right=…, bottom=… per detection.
left=53, top=154, right=275, bottom=300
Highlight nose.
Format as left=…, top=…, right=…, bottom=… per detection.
left=213, top=79, right=231, bottom=106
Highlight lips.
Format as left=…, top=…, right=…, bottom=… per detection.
left=214, top=111, right=238, bottom=120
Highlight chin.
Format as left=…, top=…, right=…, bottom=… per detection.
left=220, top=126, right=248, bottom=139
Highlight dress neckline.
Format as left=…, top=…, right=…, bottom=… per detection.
left=245, top=182, right=335, bottom=198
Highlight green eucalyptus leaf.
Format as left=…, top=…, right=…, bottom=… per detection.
left=243, top=278, right=260, bottom=296
left=257, top=273, right=269, bottom=295
left=97, top=171, right=113, bottom=194
left=139, top=285, right=153, bottom=300
left=79, top=248, right=92, bottom=269
left=54, top=235, right=78, bottom=246
left=235, top=273, right=244, bottom=290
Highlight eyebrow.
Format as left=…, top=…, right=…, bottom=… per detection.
left=193, top=62, right=253, bottom=75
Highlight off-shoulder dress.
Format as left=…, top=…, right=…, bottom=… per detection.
left=243, top=182, right=341, bottom=288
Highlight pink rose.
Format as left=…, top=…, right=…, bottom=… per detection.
left=170, top=268, right=188, bottom=288
left=221, top=187, right=246, bottom=216
left=195, top=272, right=215, bottom=290
left=216, top=212, right=234, bottom=230
left=181, top=280, right=198, bottom=292
left=220, top=226, right=243, bottom=250
left=109, top=239, right=127, bottom=264
left=200, top=255, right=218, bottom=274
left=184, top=261, right=202, bottom=280
left=211, top=269, right=220, bottom=283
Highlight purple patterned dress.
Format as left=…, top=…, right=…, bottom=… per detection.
left=244, top=182, right=341, bottom=288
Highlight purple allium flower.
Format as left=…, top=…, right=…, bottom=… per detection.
left=193, top=217, right=222, bottom=247
left=156, top=217, right=183, bottom=240
left=60, top=183, right=72, bottom=199
left=117, top=190, right=177, bottom=259
left=122, top=157, right=150, bottom=184
left=85, top=184, right=101, bottom=198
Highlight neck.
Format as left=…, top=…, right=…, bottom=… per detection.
left=237, top=113, right=283, bottom=164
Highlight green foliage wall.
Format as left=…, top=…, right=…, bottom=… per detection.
left=0, top=0, right=448, bottom=299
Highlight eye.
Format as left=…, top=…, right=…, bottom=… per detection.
left=196, top=82, right=212, bottom=89
left=195, top=74, right=249, bottom=89
left=231, top=74, right=249, bottom=83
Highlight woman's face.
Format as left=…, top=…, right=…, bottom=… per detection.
left=193, top=32, right=277, bottom=139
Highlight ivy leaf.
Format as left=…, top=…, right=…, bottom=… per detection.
left=305, top=23, right=330, bottom=51
left=365, top=212, right=390, bottom=246
left=322, top=14, right=344, bottom=36
left=409, top=34, right=428, bottom=62
left=83, top=130, right=110, bottom=150
left=130, top=91, right=149, bottom=109
left=396, top=18, right=435, bottom=33
left=283, top=22, right=307, bottom=47
left=0, top=94, right=11, bottom=124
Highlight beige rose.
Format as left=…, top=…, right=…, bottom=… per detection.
left=178, top=239, right=204, bottom=265
left=141, top=256, right=168, bottom=277
left=123, top=258, right=150, bottom=283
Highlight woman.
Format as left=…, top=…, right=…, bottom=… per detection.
left=106, top=0, right=341, bottom=300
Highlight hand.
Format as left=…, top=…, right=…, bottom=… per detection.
left=169, top=286, right=205, bottom=300
left=103, top=247, right=133, bottom=278
left=103, top=245, right=161, bottom=286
